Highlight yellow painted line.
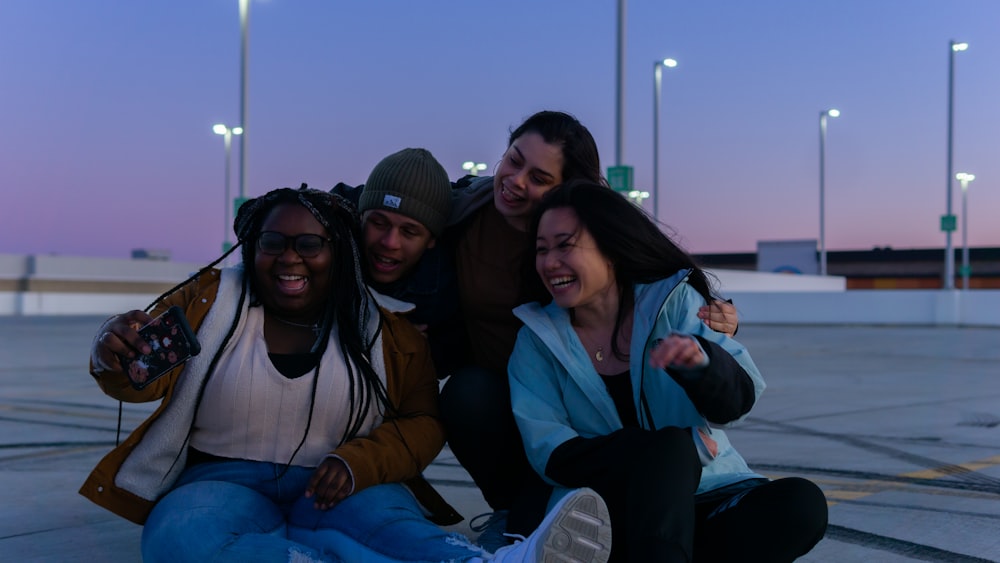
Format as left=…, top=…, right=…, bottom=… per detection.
left=770, top=453, right=1000, bottom=507
left=901, top=454, right=1000, bottom=480
left=824, top=490, right=872, bottom=501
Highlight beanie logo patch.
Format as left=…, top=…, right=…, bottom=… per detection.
left=382, top=194, right=402, bottom=209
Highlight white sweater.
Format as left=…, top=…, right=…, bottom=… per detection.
left=189, top=306, right=381, bottom=466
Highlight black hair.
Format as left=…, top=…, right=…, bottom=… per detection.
left=148, top=184, right=397, bottom=472
left=530, top=180, right=717, bottom=360
left=509, top=111, right=606, bottom=186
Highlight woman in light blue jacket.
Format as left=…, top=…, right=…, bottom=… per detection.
left=509, top=181, right=828, bottom=561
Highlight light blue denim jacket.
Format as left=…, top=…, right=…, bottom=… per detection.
left=509, top=270, right=766, bottom=495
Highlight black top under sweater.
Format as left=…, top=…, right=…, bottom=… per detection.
left=600, top=370, right=640, bottom=428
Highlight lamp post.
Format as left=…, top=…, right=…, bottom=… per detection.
left=944, top=40, right=968, bottom=290
left=653, top=58, right=677, bottom=222
left=819, top=108, right=839, bottom=276
left=615, top=0, right=626, bottom=166
left=238, top=0, right=250, bottom=202
left=956, top=172, right=975, bottom=290
left=462, top=161, right=487, bottom=176
left=214, top=124, right=243, bottom=253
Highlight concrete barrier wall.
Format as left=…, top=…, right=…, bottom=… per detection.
left=711, top=268, right=846, bottom=292
left=0, top=253, right=203, bottom=315
left=1, top=254, right=997, bottom=327
left=726, top=289, right=1000, bottom=327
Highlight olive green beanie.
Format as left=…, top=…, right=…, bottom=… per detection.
left=359, top=148, right=452, bottom=237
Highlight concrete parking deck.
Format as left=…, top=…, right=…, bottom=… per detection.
left=1, top=316, right=998, bottom=562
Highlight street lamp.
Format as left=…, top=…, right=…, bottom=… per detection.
left=238, top=0, right=250, bottom=203
left=944, top=40, right=968, bottom=290
left=819, top=108, right=840, bottom=276
left=214, top=124, right=243, bottom=253
left=462, top=161, right=487, bottom=176
left=627, top=189, right=650, bottom=208
left=653, top=57, right=678, bottom=222
left=614, top=0, right=626, bottom=166
left=956, top=172, right=975, bottom=290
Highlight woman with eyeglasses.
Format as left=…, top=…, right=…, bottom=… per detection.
left=82, top=185, right=611, bottom=562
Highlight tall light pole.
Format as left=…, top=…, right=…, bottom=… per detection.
left=819, top=108, right=840, bottom=276
left=462, top=161, right=487, bottom=176
left=944, top=40, right=968, bottom=290
left=238, top=0, right=250, bottom=202
left=956, top=172, right=975, bottom=290
left=652, top=58, right=677, bottom=222
left=615, top=0, right=626, bottom=166
left=214, top=124, right=243, bottom=253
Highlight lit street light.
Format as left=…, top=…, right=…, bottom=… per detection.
left=653, top=57, right=678, bottom=222
left=627, top=189, right=650, bottom=208
left=213, top=124, right=243, bottom=253
left=819, top=108, right=840, bottom=276
left=462, top=161, right=487, bottom=176
left=956, top=172, right=975, bottom=290
left=943, top=40, right=968, bottom=290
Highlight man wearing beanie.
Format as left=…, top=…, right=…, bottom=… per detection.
left=357, top=148, right=452, bottom=286
left=331, top=148, right=465, bottom=373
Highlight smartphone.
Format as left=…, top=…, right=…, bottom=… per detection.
left=119, top=306, right=201, bottom=390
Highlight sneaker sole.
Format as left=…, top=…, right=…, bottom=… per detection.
left=538, top=488, right=612, bottom=563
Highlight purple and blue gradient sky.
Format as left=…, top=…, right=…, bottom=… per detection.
left=2, top=0, right=998, bottom=263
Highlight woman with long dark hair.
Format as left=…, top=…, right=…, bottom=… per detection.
left=509, top=181, right=828, bottom=561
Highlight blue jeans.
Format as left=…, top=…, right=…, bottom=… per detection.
left=142, top=459, right=484, bottom=563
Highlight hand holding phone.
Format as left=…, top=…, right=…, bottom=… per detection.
left=118, top=306, right=201, bottom=389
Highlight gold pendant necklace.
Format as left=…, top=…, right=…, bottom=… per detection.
left=594, top=346, right=605, bottom=362
left=576, top=327, right=607, bottom=363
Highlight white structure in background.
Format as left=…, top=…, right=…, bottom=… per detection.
left=757, top=240, right=821, bottom=275
left=0, top=253, right=997, bottom=327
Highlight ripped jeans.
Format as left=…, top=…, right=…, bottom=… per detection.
left=142, top=459, right=484, bottom=563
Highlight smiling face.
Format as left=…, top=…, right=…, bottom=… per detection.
left=253, top=203, right=333, bottom=322
left=362, top=208, right=436, bottom=285
left=493, top=131, right=565, bottom=231
left=535, top=207, right=618, bottom=312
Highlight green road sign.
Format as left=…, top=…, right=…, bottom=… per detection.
left=234, top=196, right=249, bottom=218
left=958, top=265, right=972, bottom=276
left=940, top=214, right=957, bottom=232
left=607, top=165, right=634, bottom=192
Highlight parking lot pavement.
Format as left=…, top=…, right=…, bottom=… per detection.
left=1, top=316, right=998, bottom=562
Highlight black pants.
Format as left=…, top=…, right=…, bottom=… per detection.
left=438, top=365, right=551, bottom=536
left=547, top=426, right=829, bottom=562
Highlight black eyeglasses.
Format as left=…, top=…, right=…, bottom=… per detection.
left=257, top=231, right=331, bottom=258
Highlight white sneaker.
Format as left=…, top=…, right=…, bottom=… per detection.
left=489, top=487, right=611, bottom=562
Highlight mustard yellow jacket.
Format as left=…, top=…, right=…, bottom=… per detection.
left=80, top=267, right=460, bottom=526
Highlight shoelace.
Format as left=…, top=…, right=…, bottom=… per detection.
left=469, top=510, right=507, bottom=533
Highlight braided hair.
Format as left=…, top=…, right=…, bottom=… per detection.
left=150, top=184, right=393, bottom=469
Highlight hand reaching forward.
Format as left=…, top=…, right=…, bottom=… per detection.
left=697, top=299, right=738, bottom=337
left=649, top=334, right=705, bottom=370
left=306, top=457, right=354, bottom=510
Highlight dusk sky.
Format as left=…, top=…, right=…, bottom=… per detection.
left=2, top=0, right=998, bottom=264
